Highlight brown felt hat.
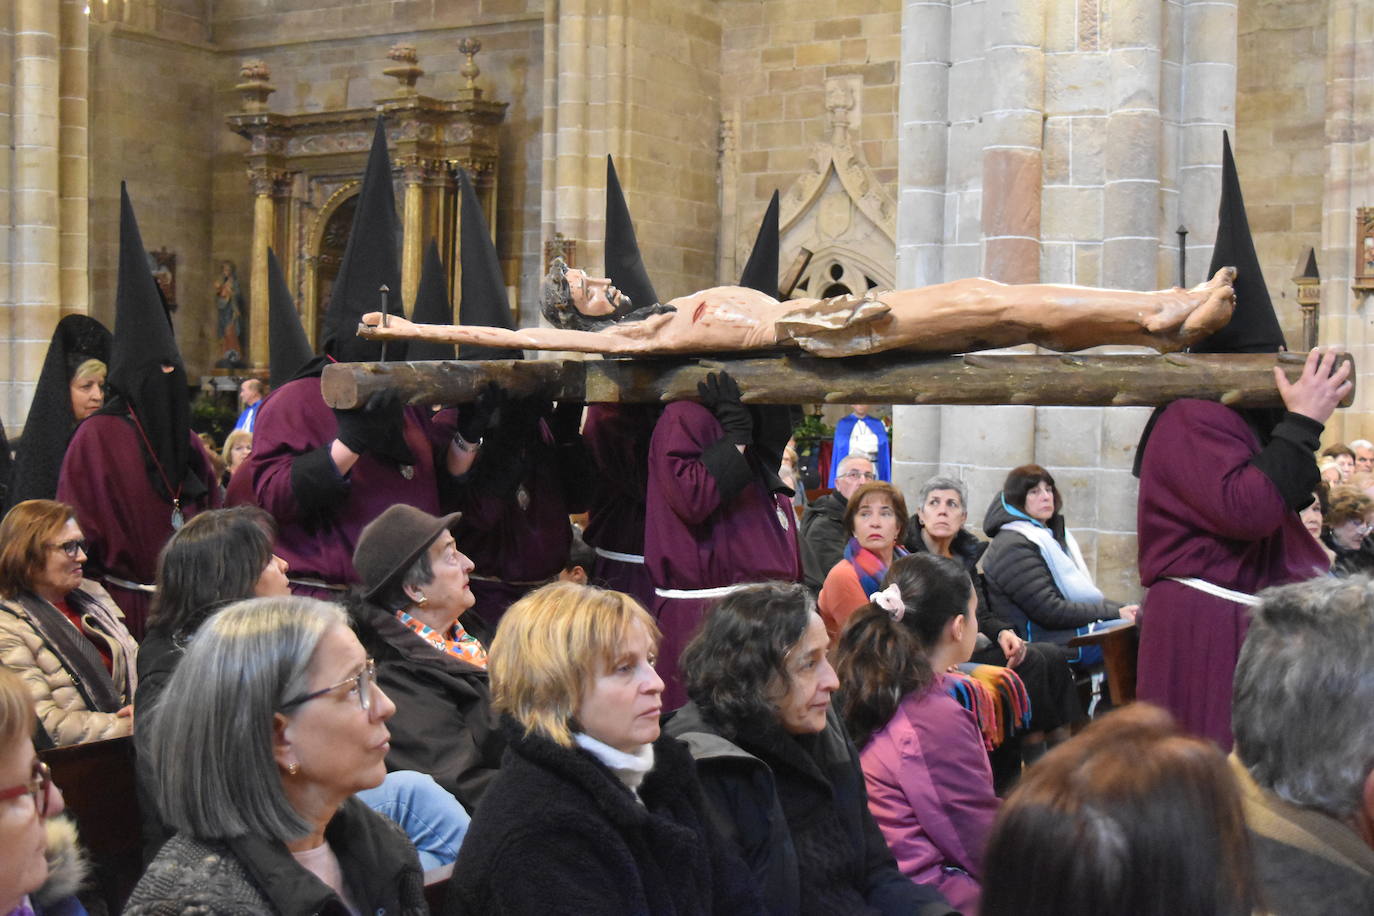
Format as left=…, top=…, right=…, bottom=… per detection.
left=353, top=504, right=462, bottom=603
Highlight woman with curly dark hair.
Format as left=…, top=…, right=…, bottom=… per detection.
left=665, top=582, right=957, bottom=916
left=833, top=554, right=999, bottom=913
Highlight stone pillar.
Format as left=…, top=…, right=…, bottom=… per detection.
left=6, top=0, right=63, bottom=428
left=58, top=0, right=87, bottom=318
left=1318, top=0, right=1372, bottom=443
left=1176, top=0, right=1237, bottom=287
left=249, top=168, right=276, bottom=371
left=1102, top=0, right=1162, bottom=289
left=980, top=0, right=1045, bottom=284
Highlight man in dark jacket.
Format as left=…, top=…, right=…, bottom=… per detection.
left=799, top=454, right=876, bottom=591
left=1231, top=577, right=1374, bottom=915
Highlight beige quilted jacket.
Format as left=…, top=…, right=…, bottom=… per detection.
left=0, top=579, right=135, bottom=746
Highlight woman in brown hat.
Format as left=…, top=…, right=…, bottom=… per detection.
left=349, top=504, right=505, bottom=813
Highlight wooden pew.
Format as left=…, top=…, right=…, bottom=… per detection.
left=40, top=735, right=143, bottom=913
left=1067, top=620, right=1140, bottom=707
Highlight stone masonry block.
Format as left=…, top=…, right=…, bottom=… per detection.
left=1041, top=186, right=1102, bottom=241
left=815, top=17, right=862, bottom=40
left=1040, top=241, right=1073, bottom=283
left=1074, top=243, right=1102, bottom=287
left=1045, top=52, right=1109, bottom=117
left=903, top=6, right=951, bottom=60
left=892, top=405, right=942, bottom=464
left=1095, top=467, right=1141, bottom=533
left=949, top=3, right=986, bottom=63
left=1042, top=117, right=1071, bottom=184
left=1101, top=406, right=1152, bottom=470
left=1104, top=111, right=1160, bottom=180
left=1071, top=117, right=1107, bottom=185
left=1109, top=47, right=1162, bottom=110
left=942, top=404, right=1035, bottom=468
left=1046, top=466, right=1098, bottom=529
left=1035, top=407, right=1104, bottom=468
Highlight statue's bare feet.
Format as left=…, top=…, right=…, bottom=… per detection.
left=1144, top=266, right=1236, bottom=346
left=358, top=312, right=417, bottom=339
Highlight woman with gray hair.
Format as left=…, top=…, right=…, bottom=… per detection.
left=124, top=596, right=428, bottom=915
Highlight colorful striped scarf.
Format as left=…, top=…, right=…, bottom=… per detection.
left=843, top=537, right=907, bottom=596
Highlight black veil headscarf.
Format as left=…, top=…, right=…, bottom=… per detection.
left=7, top=315, right=111, bottom=509
left=101, top=182, right=204, bottom=507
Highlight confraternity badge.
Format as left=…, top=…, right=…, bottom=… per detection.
left=400, top=465, right=415, bottom=480
left=517, top=484, right=530, bottom=512
left=776, top=503, right=791, bottom=531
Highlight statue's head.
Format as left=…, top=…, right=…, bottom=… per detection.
left=540, top=257, right=631, bottom=331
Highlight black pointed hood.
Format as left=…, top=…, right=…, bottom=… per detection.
left=407, top=239, right=456, bottom=361
left=457, top=169, right=518, bottom=360
left=322, top=116, right=404, bottom=363
left=603, top=156, right=659, bottom=313
left=267, top=248, right=314, bottom=389
left=104, top=182, right=202, bottom=505
left=7, top=315, right=111, bottom=509
left=1191, top=132, right=1287, bottom=354
left=739, top=190, right=781, bottom=298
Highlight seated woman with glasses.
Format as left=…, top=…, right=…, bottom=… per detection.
left=126, top=596, right=429, bottom=916
left=0, top=499, right=137, bottom=746
left=0, top=666, right=90, bottom=916
left=1321, top=485, right=1374, bottom=577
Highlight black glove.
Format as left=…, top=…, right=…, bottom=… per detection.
left=334, top=390, right=416, bottom=467
left=457, top=382, right=506, bottom=444
left=551, top=399, right=584, bottom=444
left=697, top=371, right=753, bottom=446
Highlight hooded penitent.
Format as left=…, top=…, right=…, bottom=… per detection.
left=738, top=190, right=781, bottom=300
left=267, top=247, right=315, bottom=389
left=103, top=182, right=203, bottom=511
left=7, top=315, right=112, bottom=509
left=603, top=155, right=659, bottom=313
left=320, top=115, right=404, bottom=363
left=456, top=169, right=517, bottom=361
left=1134, top=131, right=1287, bottom=475
left=406, top=239, right=457, bottom=361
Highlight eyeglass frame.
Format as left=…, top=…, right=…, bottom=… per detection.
left=838, top=470, right=878, bottom=482
left=278, top=658, right=377, bottom=714
left=45, top=539, right=87, bottom=559
left=0, top=759, right=52, bottom=818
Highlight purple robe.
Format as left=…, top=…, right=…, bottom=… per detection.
left=582, top=404, right=657, bottom=608
left=645, top=402, right=800, bottom=708
left=57, top=416, right=222, bottom=638
left=1135, top=399, right=1327, bottom=748
left=250, top=377, right=450, bottom=592
left=452, top=417, right=578, bottom=625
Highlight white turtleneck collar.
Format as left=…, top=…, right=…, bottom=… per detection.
left=574, top=732, right=655, bottom=799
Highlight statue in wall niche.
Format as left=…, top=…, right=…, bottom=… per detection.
left=214, top=259, right=248, bottom=369
left=357, top=258, right=1238, bottom=359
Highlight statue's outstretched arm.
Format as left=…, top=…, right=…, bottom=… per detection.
left=357, top=312, right=673, bottom=355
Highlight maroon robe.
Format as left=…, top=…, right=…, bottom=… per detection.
left=452, top=416, right=582, bottom=625
left=251, top=376, right=451, bottom=595
left=645, top=401, right=800, bottom=708
left=1135, top=399, right=1327, bottom=748
left=582, top=404, right=657, bottom=608
left=57, top=416, right=221, bottom=638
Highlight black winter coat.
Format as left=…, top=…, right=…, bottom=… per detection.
left=980, top=495, right=1121, bottom=645
left=800, top=491, right=848, bottom=592
left=666, top=703, right=958, bottom=916
left=349, top=599, right=504, bottom=811
left=445, top=719, right=763, bottom=916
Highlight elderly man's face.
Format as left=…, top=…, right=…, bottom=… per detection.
left=565, top=268, right=628, bottom=317
left=834, top=458, right=876, bottom=500
left=1357, top=447, right=1374, bottom=473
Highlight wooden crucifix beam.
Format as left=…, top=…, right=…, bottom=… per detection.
left=319, top=351, right=1355, bottom=410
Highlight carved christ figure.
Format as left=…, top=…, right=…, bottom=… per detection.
left=358, top=259, right=1238, bottom=358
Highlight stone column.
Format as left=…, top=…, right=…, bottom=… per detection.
left=1318, top=0, right=1371, bottom=443
left=979, top=0, right=1045, bottom=284
left=1176, top=0, right=1237, bottom=287
left=1102, top=0, right=1162, bottom=289
left=7, top=0, right=62, bottom=427
left=248, top=168, right=277, bottom=371
left=58, top=0, right=87, bottom=318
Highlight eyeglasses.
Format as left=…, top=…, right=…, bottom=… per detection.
left=279, top=659, right=377, bottom=714
left=839, top=471, right=877, bottom=482
left=0, top=760, right=52, bottom=817
left=46, top=539, right=86, bottom=559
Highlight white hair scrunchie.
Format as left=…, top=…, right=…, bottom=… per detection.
left=870, top=584, right=905, bottom=621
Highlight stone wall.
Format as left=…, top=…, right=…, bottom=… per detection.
left=717, top=0, right=900, bottom=283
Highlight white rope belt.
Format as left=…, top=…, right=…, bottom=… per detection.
left=101, top=575, right=156, bottom=594
left=1164, top=576, right=1259, bottom=607
left=594, top=547, right=645, bottom=565
left=654, top=583, right=750, bottom=600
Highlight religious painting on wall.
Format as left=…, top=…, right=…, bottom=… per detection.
left=1357, top=207, right=1374, bottom=294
